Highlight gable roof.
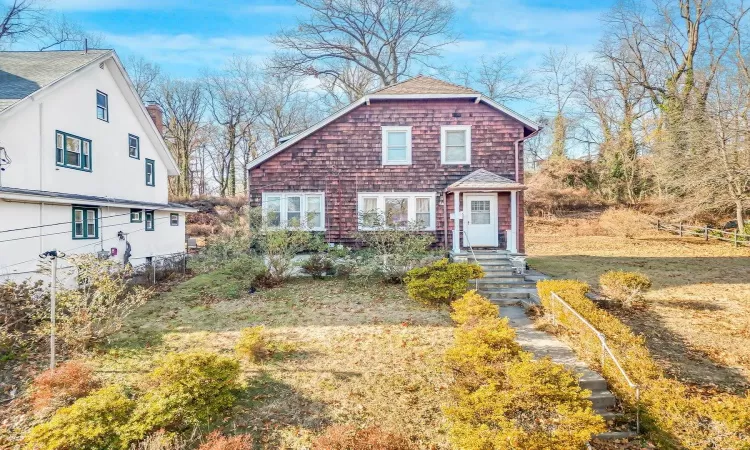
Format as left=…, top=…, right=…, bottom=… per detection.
left=247, top=75, right=539, bottom=170
left=372, top=75, right=479, bottom=95
left=447, top=169, right=525, bottom=191
left=0, top=50, right=179, bottom=176
left=0, top=50, right=111, bottom=112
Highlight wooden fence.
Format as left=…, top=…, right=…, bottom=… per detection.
left=654, top=220, right=750, bottom=247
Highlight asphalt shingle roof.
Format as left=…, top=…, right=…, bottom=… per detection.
left=0, top=50, right=111, bottom=112
left=372, top=75, right=479, bottom=95
left=448, top=169, right=525, bottom=191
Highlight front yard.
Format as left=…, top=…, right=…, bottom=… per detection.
left=91, top=272, right=454, bottom=448
left=526, top=216, right=750, bottom=393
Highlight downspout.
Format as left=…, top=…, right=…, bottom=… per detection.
left=513, top=128, right=542, bottom=253
left=442, top=191, right=448, bottom=252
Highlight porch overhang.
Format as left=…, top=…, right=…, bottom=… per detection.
left=445, top=168, right=526, bottom=192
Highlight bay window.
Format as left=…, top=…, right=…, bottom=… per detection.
left=357, top=193, right=436, bottom=230
left=262, top=192, right=325, bottom=230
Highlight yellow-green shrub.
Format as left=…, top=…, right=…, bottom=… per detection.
left=125, top=351, right=241, bottom=442
left=444, top=290, right=604, bottom=449
left=24, top=385, right=135, bottom=450
left=450, top=290, right=499, bottom=325
left=599, top=270, right=652, bottom=307
left=235, top=326, right=269, bottom=362
left=404, top=258, right=484, bottom=305
left=537, top=279, right=750, bottom=449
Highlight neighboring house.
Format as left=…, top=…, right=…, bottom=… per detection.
left=247, top=76, right=539, bottom=255
left=0, top=50, right=196, bottom=281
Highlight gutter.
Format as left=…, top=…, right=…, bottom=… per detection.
left=513, top=128, right=542, bottom=183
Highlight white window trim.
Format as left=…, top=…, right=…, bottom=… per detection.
left=357, top=192, right=437, bottom=231
left=441, top=125, right=472, bottom=165
left=381, top=126, right=412, bottom=166
left=262, top=192, right=326, bottom=231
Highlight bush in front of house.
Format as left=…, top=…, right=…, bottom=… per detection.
left=598, top=270, right=652, bottom=307
left=24, top=385, right=135, bottom=450
left=536, top=279, right=750, bottom=449
left=0, top=279, right=48, bottom=366
left=311, top=424, right=414, bottom=450
left=301, top=252, right=335, bottom=279
left=404, top=259, right=484, bottom=305
left=444, top=292, right=605, bottom=450
left=125, top=351, right=241, bottom=442
left=30, top=360, right=100, bottom=415
left=235, top=326, right=270, bottom=362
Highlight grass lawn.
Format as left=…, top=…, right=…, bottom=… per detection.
left=526, top=216, right=750, bottom=394
left=92, top=271, right=454, bottom=449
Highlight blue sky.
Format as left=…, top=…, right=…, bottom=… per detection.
left=44, top=0, right=614, bottom=77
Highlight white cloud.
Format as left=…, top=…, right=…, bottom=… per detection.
left=105, top=32, right=274, bottom=68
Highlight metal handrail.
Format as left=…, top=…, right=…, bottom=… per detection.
left=550, top=292, right=641, bottom=434
left=461, top=230, right=479, bottom=290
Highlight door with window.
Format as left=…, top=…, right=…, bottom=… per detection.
left=463, top=194, right=498, bottom=247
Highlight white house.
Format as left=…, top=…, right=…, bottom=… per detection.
left=0, top=49, right=196, bottom=281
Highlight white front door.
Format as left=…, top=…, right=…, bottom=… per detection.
left=464, top=194, right=498, bottom=247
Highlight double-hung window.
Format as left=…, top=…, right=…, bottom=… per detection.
left=357, top=193, right=436, bottom=230
left=381, top=126, right=412, bottom=165
left=130, top=209, right=143, bottom=223
left=170, top=213, right=179, bottom=226
left=96, top=90, right=108, bottom=122
left=129, top=134, right=140, bottom=159
left=441, top=125, right=471, bottom=165
left=145, top=210, right=154, bottom=231
left=145, top=159, right=155, bottom=186
left=262, top=192, right=325, bottom=230
left=56, top=131, right=92, bottom=171
left=72, top=206, right=98, bottom=239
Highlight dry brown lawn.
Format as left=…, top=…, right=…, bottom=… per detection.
left=91, top=276, right=454, bottom=449
left=526, top=215, right=750, bottom=394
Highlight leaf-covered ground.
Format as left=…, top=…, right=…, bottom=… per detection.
left=93, top=274, right=454, bottom=448
left=526, top=216, right=750, bottom=394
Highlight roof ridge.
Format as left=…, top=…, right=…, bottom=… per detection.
left=366, top=74, right=423, bottom=95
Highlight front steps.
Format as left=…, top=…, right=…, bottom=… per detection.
left=462, top=251, right=639, bottom=442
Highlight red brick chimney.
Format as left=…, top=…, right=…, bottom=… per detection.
left=145, top=102, right=164, bottom=136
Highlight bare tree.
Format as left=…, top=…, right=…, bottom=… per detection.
left=259, top=71, right=320, bottom=147
left=320, top=61, right=378, bottom=109
left=34, top=14, right=104, bottom=51
left=539, top=47, right=580, bottom=159
left=157, top=78, right=205, bottom=198
left=271, top=0, right=456, bottom=87
left=0, top=0, right=39, bottom=47
left=124, top=55, right=161, bottom=101
left=469, top=55, right=536, bottom=103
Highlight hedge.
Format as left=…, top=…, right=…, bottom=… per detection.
left=405, top=258, right=484, bottom=305
left=444, top=291, right=605, bottom=449
left=537, top=279, right=750, bottom=449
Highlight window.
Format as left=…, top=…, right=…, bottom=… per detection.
left=441, top=125, right=471, bottom=165
left=381, top=126, right=412, bottom=165
left=72, top=206, right=98, bottom=239
left=55, top=131, right=92, bottom=171
left=261, top=192, right=325, bottom=230
left=357, top=193, right=436, bottom=230
left=470, top=200, right=491, bottom=224
left=96, top=90, right=108, bottom=122
left=128, top=134, right=140, bottom=159
left=170, top=213, right=179, bottom=226
left=145, top=159, right=155, bottom=186
left=145, top=210, right=154, bottom=231
left=130, top=209, right=143, bottom=223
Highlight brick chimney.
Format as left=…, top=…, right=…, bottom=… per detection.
left=145, top=102, right=164, bottom=136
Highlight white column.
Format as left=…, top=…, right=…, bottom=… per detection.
left=510, top=190, right=518, bottom=253
left=452, top=191, right=461, bottom=253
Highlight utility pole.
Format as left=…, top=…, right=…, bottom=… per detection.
left=39, top=249, right=65, bottom=369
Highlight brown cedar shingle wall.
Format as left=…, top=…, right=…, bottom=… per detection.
left=248, top=98, right=526, bottom=252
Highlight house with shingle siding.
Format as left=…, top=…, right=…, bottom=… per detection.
left=0, top=50, right=195, bottom=281
left=246, top=75, right=538, bottom=255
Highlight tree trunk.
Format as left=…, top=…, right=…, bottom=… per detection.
left=736, top=200, right=746, bottom=233
left=550, top=114, right=567, bottom=159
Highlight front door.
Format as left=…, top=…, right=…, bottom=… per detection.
left=463, top=194, right=498, bottom=247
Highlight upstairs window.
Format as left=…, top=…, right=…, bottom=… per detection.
left=129, top=134, right=140, bottom=159
left=96, top=90, right=108, bottom=122
left=56, top=131, right=92, bottom=171
left=130, top=209, right=142, bottom=223
left=261, top=192, right=325, bottom=230
left=441, top=125, right=471, bottom=165
left=381, top=126, right=412, bottom=165
left=145, top=159, right=155, bottom=186
left=72, top=206, right=98, bottom=239
left=170, top=213, right=179, bottom=226
left=145, top=210, right=154, bottom=231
